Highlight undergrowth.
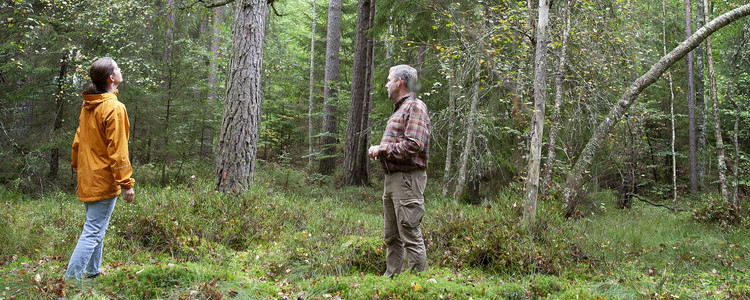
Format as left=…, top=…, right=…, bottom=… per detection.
left=1, top=164, right=748, bottom=299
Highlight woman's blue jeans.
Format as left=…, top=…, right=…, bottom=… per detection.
left=64, top=196, right=117, bottom=280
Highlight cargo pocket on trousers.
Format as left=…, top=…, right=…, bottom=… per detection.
left=399, top=199, right=424, bottom=228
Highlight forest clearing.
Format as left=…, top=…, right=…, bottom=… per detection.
left=2, top=0, right=750, bottom=298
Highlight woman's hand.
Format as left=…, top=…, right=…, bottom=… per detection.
left=122, top=187, right=135, bottom=203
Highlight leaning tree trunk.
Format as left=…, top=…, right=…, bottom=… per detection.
left=684, top=0, right=699, bottom=197
left=215, top=0, right=268, bottom=193
left=662, top=0, right=678, bottom=205
left=319, top=0, right=342, bottom=175
left=307, top=0, right=317, bottom=167
left=541, top=0, right=571, bottom=195
left=454, top=43, right=482, bottom=200
left=344, top=0, right=373, bottom=186
left=48, top=52, right=69, bottom=179
left=703, top=0, right=729, bottom=202
left=523, top=0, right=550, bottom=228
left=562, top=4, right=750, bottom=217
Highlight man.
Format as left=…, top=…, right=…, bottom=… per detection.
left=369, top=64, right=430, bottom=277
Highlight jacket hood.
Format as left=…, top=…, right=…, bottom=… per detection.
left=82, top=90, right=118, bottom=110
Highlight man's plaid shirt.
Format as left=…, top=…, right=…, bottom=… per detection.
left=377, top=93, right=431, bottom=173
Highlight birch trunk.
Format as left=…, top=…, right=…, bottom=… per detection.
left=541, top=0, right=571, bottom=195
left=454, top=46, right=482, bottom=199
left=703, top=0, right=729, bottom=201
left=523, top=0, right=550, bottom=227
left=662, top=0, right=678, bottom=205
left=441, top=61, right=457, bottom=197
left=562, top=4, right=750, bottom=217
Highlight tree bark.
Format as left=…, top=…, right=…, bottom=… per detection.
left=695, top=0, right=707, bottom=185
left=202, top=5, right=223, bottom=159
left=541, top=0, right=571, bottom=195
left=703, top=0, right=729, bottom=201
left=684, top=0, right=699, bottom=197
left=319, top=0, right=342, bottom=175
left=562, top=4, right=750, bottom=217
left=307, top=0, right=317, bottom=168
left=215, top=0, right=268, bottom=193
left=454, top=43, right=482, bottom=199
left=48, top=52, right=69, bottom=179
left=661, top=0, right=678, bottom=205
left=441, top=60, right=458, bottom=197
left=344, top=0, right=373, bottom=186
left=523, top=0, right=550, bottom=228
left=161, top=0, right=176, bottom=185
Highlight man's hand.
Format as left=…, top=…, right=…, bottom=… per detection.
left=369, top=145, right=385, bottom=159
left=122, top=187, right=135, bottom=203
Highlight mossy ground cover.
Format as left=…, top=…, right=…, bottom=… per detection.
left=1, top=165, right=748, bottom=299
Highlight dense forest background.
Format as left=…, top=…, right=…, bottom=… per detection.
left=2, top=0, right=749, bottom=210
left=2, top=1, right=750, bottom=298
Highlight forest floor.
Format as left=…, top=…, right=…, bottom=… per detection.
left=1, top=165, right=749, bottom=299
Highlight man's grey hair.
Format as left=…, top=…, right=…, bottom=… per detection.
left=389, top=64, right=418, bottom=91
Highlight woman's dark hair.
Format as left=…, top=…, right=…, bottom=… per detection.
left=85, top=57, right=116, bottom=94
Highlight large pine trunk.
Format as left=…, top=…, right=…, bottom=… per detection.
left=695, top=0, right=707, bottom=184
left=562, top=4, right=750, bottom=217
left=215, top=0, right=268, bottom=193
left=344, top=0, right=373, bottom=186
left=319, top=0, right=342, bottom=175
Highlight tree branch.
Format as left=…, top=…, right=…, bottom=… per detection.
left=630, top=194, right=688, bottom=212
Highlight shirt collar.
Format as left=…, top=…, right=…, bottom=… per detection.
left=393, top=93, right=412, bottom=111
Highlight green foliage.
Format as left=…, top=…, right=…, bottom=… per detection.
left=692, top=195, right=746, bottom=228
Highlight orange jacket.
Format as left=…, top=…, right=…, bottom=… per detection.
left=71, top=91, right=135, bottom=202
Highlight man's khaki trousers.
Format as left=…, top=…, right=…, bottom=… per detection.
left=382, top=169, right=427, bottom=277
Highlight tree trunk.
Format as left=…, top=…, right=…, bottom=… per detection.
left=662, top=0, right=678, bottom=205
left=695, top=0, right=707, bottom=186
left=454, top=44, right=482, bottom=199
left=703, top=0, right=729, bottom=201
left=215, top=0, right=268, bottom=193
left=441, top=60, right=457, bottom=197
left=344, top=0, right=372, bottom=186
left=307, top=0, right=317, bottom=168
left=523, top=0, right=550, bottom=228
left=160, top=0, right=176, bottom=185
left=48, top=52, right=69, bottom=179
left=202, top=5, right=223, bottom=159
left=562, top=4, right=750, bottom=217
left=319, top=0, right=342, bottom=175
left=727, top=28, right=746, bottom=206
left=541, top=0, right=571, bottom=195
left=684, top=0, right=699, bottom=197
left=417, top=41, right=427, bottom=71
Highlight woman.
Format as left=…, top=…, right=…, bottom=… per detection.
left=65, top=57, right=136, bottom=280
